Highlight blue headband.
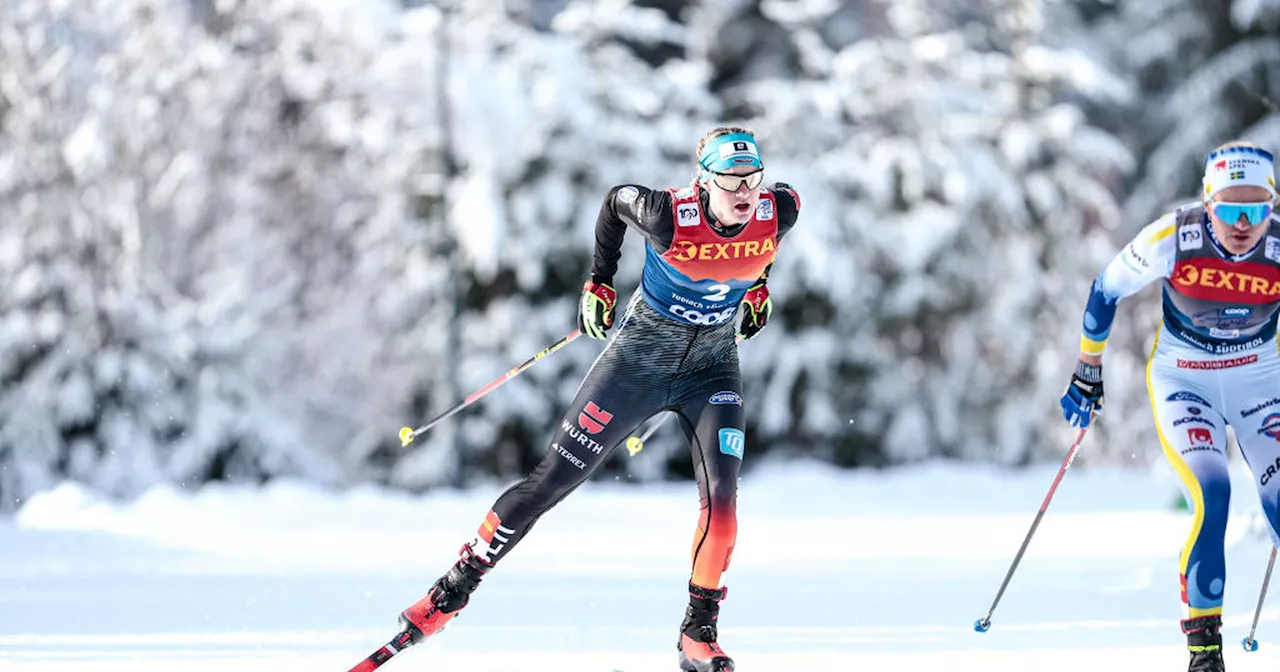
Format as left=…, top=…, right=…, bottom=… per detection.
left=698, top=132, right=764, bottom=176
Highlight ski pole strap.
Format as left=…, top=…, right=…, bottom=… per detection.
left=1074, top=360, right=1102, bottom=383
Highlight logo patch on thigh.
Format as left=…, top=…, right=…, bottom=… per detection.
left=1167, top=391, right=1213, bottom=407
left=719, top=428, right=745, bottom=459
left=709, top=391, right=742, bottom=405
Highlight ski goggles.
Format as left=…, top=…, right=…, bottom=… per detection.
left=1211, top=200, right=1274, bottom=227
left=705, top=169, right=765, bottom=192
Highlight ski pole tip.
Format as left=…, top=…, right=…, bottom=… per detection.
left=399, top=427, right=416, bottom=447
left=973, top=618, right=991, bottom=633
left=1243, top=636, right=1259, bottom=652
left=625, top=436, right=643, bottom=456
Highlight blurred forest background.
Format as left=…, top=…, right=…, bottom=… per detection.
left=1, top=0, right=1278, bottom=510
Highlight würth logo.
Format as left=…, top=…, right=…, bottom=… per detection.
left=578, top=401, right=613, bottom=434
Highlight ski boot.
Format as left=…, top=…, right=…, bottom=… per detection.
left=1182, top=615, right=1225, bottom=672
left=677, top=583, right=734, bottom=672
left=397, top=544, right=491, bottom=643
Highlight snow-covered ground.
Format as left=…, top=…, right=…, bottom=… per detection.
left=4, top=455, right=1280, bottom=671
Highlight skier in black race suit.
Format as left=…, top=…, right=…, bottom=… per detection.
left=395, top=126, right=800, bottom=672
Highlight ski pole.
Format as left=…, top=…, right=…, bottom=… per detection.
left=399, top=329, right=583, bottom=447
left=1242, top=545, right=1278, bottom=651
left=974, top=426, right=1089, bottom=632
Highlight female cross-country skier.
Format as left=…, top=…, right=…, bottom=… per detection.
left=392, top=126, right=800, bottom=672
left=1060, top=140, right=1280, bottom=672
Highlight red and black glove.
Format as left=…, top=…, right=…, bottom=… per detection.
left=578, top=279, right=617, bottom=340
left=737, top=279, right=771, bottom=340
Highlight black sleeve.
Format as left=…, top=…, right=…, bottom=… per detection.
left=589, top=185, right=675, bottom=285
left=769, top=182, right=801, bottom=246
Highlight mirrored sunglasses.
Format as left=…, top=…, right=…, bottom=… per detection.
left=1212, top=201, right=1274, bottom=227
left=709, top=170, right=764, bottom=192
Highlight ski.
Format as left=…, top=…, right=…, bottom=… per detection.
left=346, top=627, right=420, bottom=672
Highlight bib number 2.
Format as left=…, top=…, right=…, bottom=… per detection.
left=668, top=284, right=736, bottom=325
left=702, top=284, right=731, bottom=301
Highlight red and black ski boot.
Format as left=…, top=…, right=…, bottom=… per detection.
left=397, top=544, right=491, bottom=643
left=677, top=583, right=734, bottom=672
left=1182, top=615, right=1225, bottom=672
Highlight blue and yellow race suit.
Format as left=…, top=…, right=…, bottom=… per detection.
left=1078, top=201, right=1280, bottom=619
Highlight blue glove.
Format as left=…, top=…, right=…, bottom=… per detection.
left=1060, top=361, right=1104, bottom=428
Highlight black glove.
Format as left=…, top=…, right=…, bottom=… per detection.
left=578, top=279, right=617, bottom=340
left=1059, top=360, right=1104, bottom=428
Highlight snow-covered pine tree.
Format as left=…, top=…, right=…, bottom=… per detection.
left=0, top=0, right=459, bottom=509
